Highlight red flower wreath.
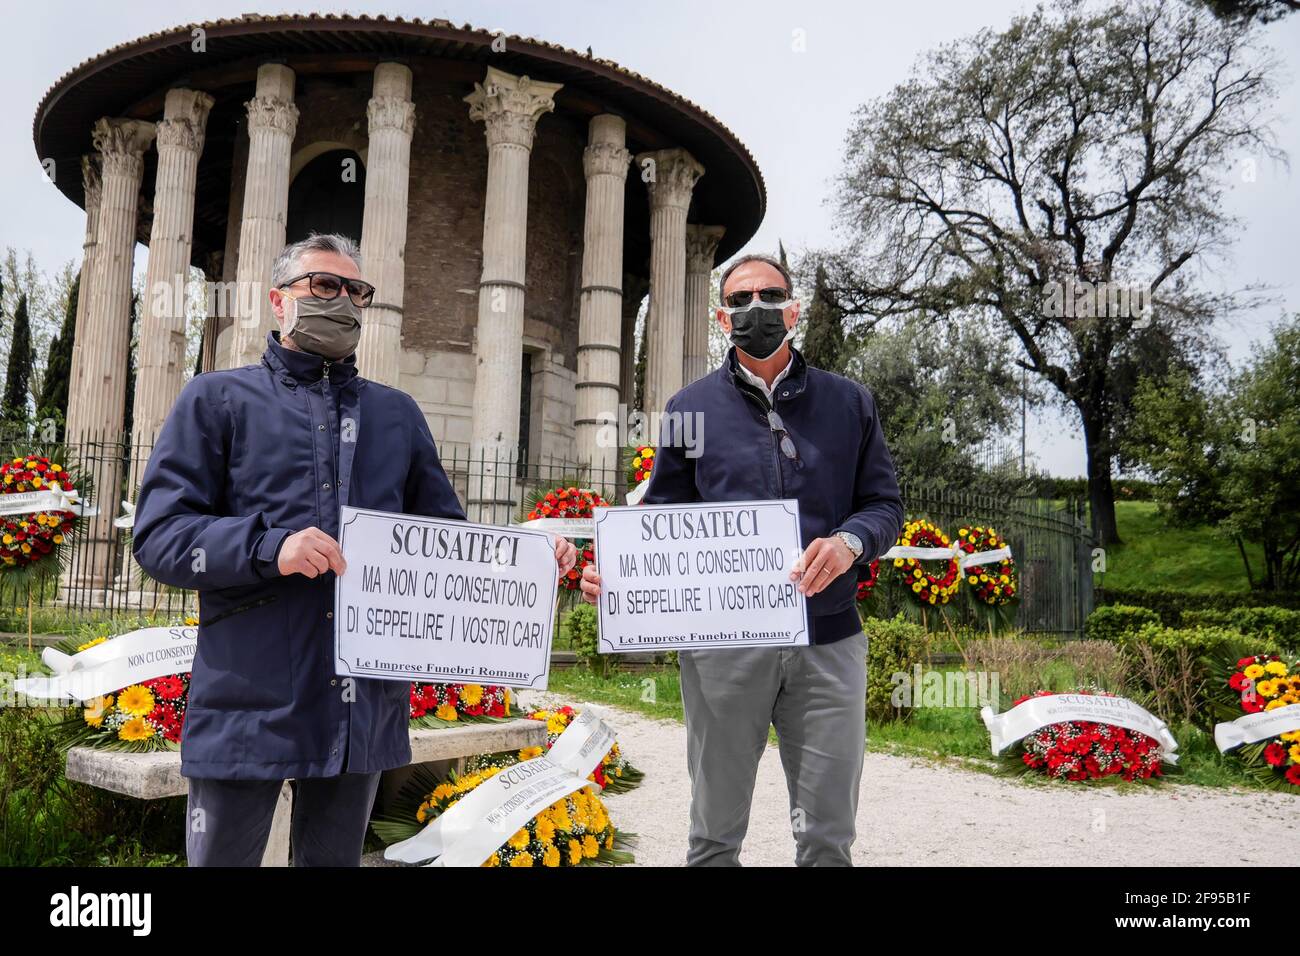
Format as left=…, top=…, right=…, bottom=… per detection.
left=627, top=445, right=655, bottom=486
left=0, top=455, right=78, bottom=569
left=855, top=559, right=880, bottom=603
left=956, top=525, right=1017, bottom=606
left=893, top=519, right=961, bottom=606
left=525, top=486, right=608, bottom=590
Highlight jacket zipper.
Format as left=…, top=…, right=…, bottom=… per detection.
left=738, top=382, right=785, bottom=498
left=320, top=360, right=339, bottom=492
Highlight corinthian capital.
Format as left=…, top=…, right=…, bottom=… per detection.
left=583, top=141, right=632, bottom=180
left=245, top=95, right=299, bottom=137
left=465, top=66, right=563, bottom=150
left=685, top=225, right=726, bottom=274
left=155, top=89, right=215, bottom=154
left=81, top=155, right=102, bottom=209
left=368, top=95, right=416, bottom=135
left=635, top=148, right=705, bottom=212
left=92, top=118, right=156, bottom=179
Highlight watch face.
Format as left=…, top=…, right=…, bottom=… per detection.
left=838, top=532, right=863, bottom=556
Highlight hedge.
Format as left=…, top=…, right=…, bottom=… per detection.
left=1085, top=604, right=1162, bottom=642
left=864, top=614, right=929, bottom=724
left=1094, top=588, right=1300, bottom=625
left=1179, top=606, right=1300, bottom=649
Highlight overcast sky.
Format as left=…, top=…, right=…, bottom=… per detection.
left=2, top=0, right=1297, bottom=477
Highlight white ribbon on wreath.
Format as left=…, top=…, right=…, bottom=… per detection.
left=879, top=543, right=1014, bottom=571
left=0, top=487, right=98, bottom=518
left=1213, top=702, right=1300, bottom=753
left=384, top=708, right=618, bottom=867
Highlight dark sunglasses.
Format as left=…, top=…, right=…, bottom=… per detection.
left=279, top=271, right=376, bottom=307
left=767, top=409, right=798, bottom=461
left=725, top=286, right=790, bottom=309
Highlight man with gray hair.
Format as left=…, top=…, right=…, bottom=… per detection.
left=133, top=231, right=576, bottom=866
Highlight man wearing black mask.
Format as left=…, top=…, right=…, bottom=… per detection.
left=134, top=232, right=576, bottom=866
left=582, top=253, right=903, bottom=866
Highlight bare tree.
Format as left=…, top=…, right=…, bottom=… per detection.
left=823, top=0, right=1282, bottom=544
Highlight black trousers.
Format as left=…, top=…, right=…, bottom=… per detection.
left=184, top=772, right=382, bottom=867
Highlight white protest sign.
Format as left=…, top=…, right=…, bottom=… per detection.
left=1214, top=703, right=1300, bottom=753
left=334, top=506, right=559, bottom=689
left=13, top=626, right=197, bottom=703
left=593, top=499, right=809, bottom=653
left=981, top=693, right=1180, bottom=763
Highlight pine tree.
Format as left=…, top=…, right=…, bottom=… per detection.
left=2, top=294, right=33, bottom=422
left=37, top=272, right=78, bottom=425
left=799, top=261, right=846, bottom=373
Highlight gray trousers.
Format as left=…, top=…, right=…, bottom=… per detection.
left=679, top=630, right=868, bottom=866
left=185, top=772, right=381, bottom=867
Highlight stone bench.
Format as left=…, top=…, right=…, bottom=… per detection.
left=65, top=718, right=546, bottom=866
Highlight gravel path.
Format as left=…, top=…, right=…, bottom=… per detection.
left=519, top=692, right=1300, bottom=867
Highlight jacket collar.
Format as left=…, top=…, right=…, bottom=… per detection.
left=721, top=344, right=809, bottom=403
left=262, top=330, right=359, bottom=388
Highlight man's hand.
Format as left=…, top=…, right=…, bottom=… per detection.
left=580, top=562, right=601, bottom=605
left=554, top=534, right=577, bottom=577
left=278, top=527, right=347, bottom=578
left=790, top=536, right=855, bottom=596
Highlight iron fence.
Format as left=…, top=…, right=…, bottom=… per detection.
left=0, top=431, right=1092, bottom=635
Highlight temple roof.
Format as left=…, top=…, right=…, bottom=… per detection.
left=33, top=13, right=766, bottom=268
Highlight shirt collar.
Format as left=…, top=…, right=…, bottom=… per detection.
left=734, top=351, right=794, bottom=399
left=262, top=330, right=359, bottom=387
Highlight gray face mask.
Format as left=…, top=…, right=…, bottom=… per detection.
left=284, top=293, right=362, bottom=361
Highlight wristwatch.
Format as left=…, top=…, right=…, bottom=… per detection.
left=835, top=531, right=864, bottom=561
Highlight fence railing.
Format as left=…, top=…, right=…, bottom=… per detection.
left=0, top=431, right=1093, bottom=636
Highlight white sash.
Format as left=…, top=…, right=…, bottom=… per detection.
left=981, top=693, right=1179, bottom=763
left=385, top=709, right=616, bottom=867
left=0, top=487, right=98, bottom=517
left=13, top=626, right=197, bottom=702
left=1213, top=702, right=1300, bottom=753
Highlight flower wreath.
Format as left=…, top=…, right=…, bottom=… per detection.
left=956, top=525, right=1017, bottom=606
left=627, top=445, right=654, bottom=487
left=892, top=519, right=960, bottom=606
left=855, top=559, right=881, bottom=604
left=50, top=617, right=198, bottom=752
left=409, top=681, right=513, bottom=727
left=1212, top=653, right=1300, bottom=790
left=0, top=455, right=79, bottom=572
left=525, top=486, right=607, bottom=590
left=1005, top=689, right=1167, bottom=782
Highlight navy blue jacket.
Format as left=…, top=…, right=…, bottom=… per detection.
left=644, top=346, right=904, bottom=644
left=132, top=331, right=465, bottom=780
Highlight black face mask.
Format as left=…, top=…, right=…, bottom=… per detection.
left=728, top=302, right=792, bottom=360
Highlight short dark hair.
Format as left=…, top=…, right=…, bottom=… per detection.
left=718, top=253, right=793, bottom=304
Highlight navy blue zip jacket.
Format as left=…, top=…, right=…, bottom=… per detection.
left=643, top=345, right=904, bottom=644
left=132, top=330, right=465, bottom=780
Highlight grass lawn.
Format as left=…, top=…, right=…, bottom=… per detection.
left=1094, top=500, right=1263, bottom=594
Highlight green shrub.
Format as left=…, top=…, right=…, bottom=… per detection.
left=1182, top=606, right=1300, bottom=649
left=1117, top=623, right=1278, bottom=726
left=1094, top=588, right=1300, bottom=625
left=1086, top=604, right=1161, bottom=643
left=564, top=603, right=605, bottom=676
left=864, top=614, right=930, bottom=724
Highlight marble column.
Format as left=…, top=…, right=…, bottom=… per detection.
left=77, top=117, right=154, bottom=590
left=635, top=148, right=704, bottom=415
left=683, top=225, right=725, bottom=384
left=75, top=118, right=155, bottom=440
left=574, top=115, right=631, bottom=478
left=64, top=156, right=101, bottom=442
left=133, top=89, right=213, bottom=446
left=464, top=66, right=561, bottom=522
left=357, top=62, right=416, bottom=386
left=228, top=63, right=298, bottom=369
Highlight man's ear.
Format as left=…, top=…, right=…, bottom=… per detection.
left=716, top=307, right=732, bottom=333
left=268, top=287, right=287, bottom=325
